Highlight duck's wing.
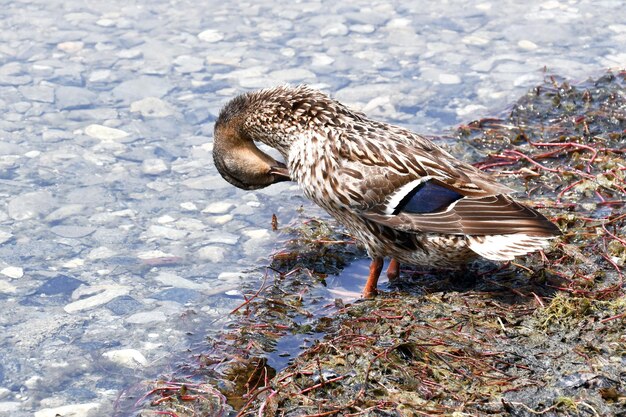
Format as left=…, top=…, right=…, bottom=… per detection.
left=333, top=128, right=560, bottom=238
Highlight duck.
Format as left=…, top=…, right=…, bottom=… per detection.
left=212, top=85, right=561, bottom=298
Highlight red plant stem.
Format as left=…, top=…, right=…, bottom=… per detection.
left=503, top=149, right=561, bottom=173
left=556, top=179, right=584, bottom=202
left=298, top=375, right=346, bottom=395
left=526, top=140, right=599, bottom=172
left=602, top=224, right=626, bottom=246
left=231, top=270, right=270, bottom=314
left=600, top=312, right=626, bottom=323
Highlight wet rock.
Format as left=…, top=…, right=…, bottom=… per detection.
left=154, top=272, right=210, bottom=291
left=130, top=97, right=175, bottom=118
left=7, top=190, right=55, bottom=220
left=144, top=225, right=188, bottom=240
left=45, top=204, right=86, bottom=223
left=57, top=41, right=84, bottom=53
left=87, top=246, right=116, bottom=260
left=0, top=231, right=12, bottom=244
left=0, top=280, right=17, bottom=293
left=105, top=296, right=142, bottom=315
left=125, top=310, right=167, bottom=324
left=34, top=403, right=101, bottom=417
left=55, top=86, right=97, bottom=110
left=35, top=275, right=85, bottom=296
left=1, top=266, right=23, bottom=279
left=198, top=29, right=224, bottom=42
left=111, top=76, right=173, bottom=103
left=197, top=246, right=226, bottom=263
left=50, top=225, right=96, bottom=238
left=84, top=124, right=129, bottom=141
left=173, top=55, right=205, bottom=73
left=64, top=284, right=131, bottom=313
left=152, top=288, right=202, bottom=303
left=202, top=202, right=234, bottom=214
left=18, top=85, right=55, bottom=103
left=141, top=158, right=169, bottom=175
left=204, top=231, right=239, bottom=245
left=102, top=349, right=147, bottom=368
left=42, top=128, right=74, bottom=142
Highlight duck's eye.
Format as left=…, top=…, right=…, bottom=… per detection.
left=393, top=181, right=463, bottom=214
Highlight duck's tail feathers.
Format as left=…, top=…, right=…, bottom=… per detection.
left=466, top=234, right=556, bottom=261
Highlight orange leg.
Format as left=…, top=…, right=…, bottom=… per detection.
left=387, top=258, right=400, bottom=281
left=363, top=256, right=384, bottom=298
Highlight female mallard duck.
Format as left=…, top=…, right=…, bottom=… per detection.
left=213, top=85, right=561, bottom=298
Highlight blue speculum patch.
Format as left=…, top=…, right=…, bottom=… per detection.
left=394, top=181, right=463, bottom=214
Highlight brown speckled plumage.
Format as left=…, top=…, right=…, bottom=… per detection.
left=213, top=85, right=561, bottom=297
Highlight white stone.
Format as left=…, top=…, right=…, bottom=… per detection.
left=518, top=40, right=538, bottom=50
left=462, top=35, right=490, bottom=45
left=85, top=124, right=129, bottom=141
left=154, top=272, right=207, bottom=290
left=179, top=202, right=198, bottom=211
left=87, top=246, right=116, bottom=260
left=34, top=403, right=100, bottom=417
left=173, top=55, right=205, bottom=73
left=130, top=97, right=175, bottom=118
left=609, top=24, right=626, bottom=33
left=157, top=215, right=176, bottom=224
left=350, top=24, right=375, bottom=34
left=198, top=29, right=224, bottom=43
left=145, top=225, right=188, bottom=240
left=320, top=22, right=348, bottom=37
left=202, top=202, right=233, bottom=214
left=208, top=214, right=233, bottom=225
left=25, top=375, right=42, bottom=389
left=217, top=272, right=245, bottom=282
left=0, top=230, right=12, bottom=244
left=96, top=18, right=115, bottom=27
left=311, top=54, right=335, bottom=66
left=137, top=250, right=176, bottom=259
left=243, top=229, right=270, bottom=239
left=64, top=284, right=131, bottom=313
left=204, top=231, right=239, bottom=245
left=197, top=246, right=227, bottom=263
left=0, top=280, right=17, bottom=293
left=118, top=49, right=142, bottom=59
left=45, top=204, right=85, bottom=222
left=8, top=190, right=55, bottom=220
left=457, top=103, right=488, bottom=117
left=102, top=348, right=148, bottom=368
left=141, top=158, right=169, bottom=175
left=0, top=401, right=20, bottom=413
left=25, top=150, right=41, bottom=158
left=89, top=69, right=111, bottom=82
left=125, top=311, right=167, bottom=324
left=1, top=266, right=23, bottom=278
left=62, top=258, right=84, bottom=268
left=57, top=41, right=84, bottom=53
left=438, top=73, right=461, bottom=84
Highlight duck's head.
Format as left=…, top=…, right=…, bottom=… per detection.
left=213, top=94, right=291, bottom=190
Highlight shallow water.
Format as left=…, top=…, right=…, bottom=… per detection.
left=0, top=0, right=624, bottom=416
